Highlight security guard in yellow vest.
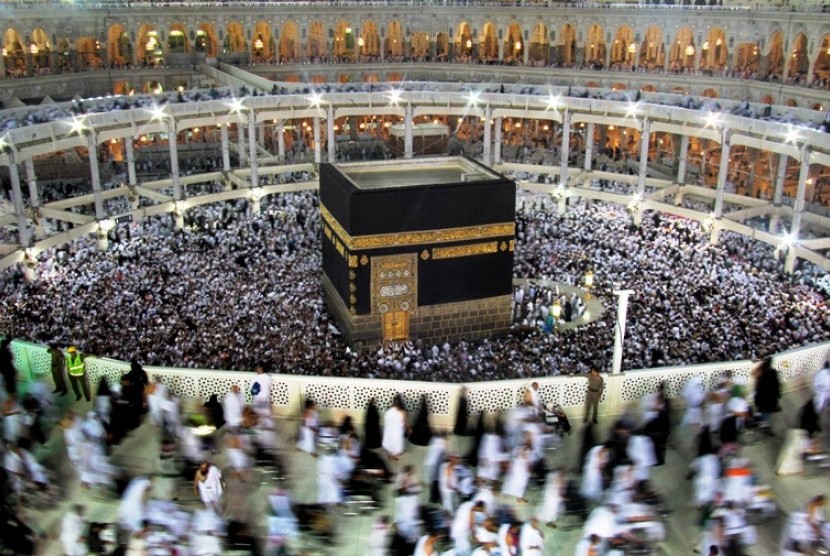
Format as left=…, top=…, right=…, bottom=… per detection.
left=66, top=346, right=90, bottom=402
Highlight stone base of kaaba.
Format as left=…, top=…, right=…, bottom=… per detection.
left=323, top=275, right=513, bottom=348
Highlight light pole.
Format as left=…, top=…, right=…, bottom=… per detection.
left=612, top=289, right=635, bottom=374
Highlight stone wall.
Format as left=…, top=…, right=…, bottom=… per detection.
left=409, top=295, right=513, bottom=344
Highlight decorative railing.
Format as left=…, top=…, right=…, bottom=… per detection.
left=8, top=336, right=828, bottom=426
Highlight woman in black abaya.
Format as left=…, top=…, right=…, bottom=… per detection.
left=453, top=386, right=470, bottom=436
left=364, top=398, right=382, bottom=450
left=408, top=394, right=433, bottom=447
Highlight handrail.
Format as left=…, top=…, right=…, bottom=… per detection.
left=5, top=335, right=828, bottom=424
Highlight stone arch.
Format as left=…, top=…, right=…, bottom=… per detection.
left=702, top=87, right=718, bottom=98
left=360, top=20, right=380, bottom=59
left=760, top=94, right=774, bottom=104
left=585, top=81, right=600, bottom=87
left=813, top=33, right=830, bottom=77
left=137, top=24, right=160, bottom=63
left=811, top=102, right=824, bottom=111
left=611, top=82, right=626, bottom=91
left=333, top=21, right=353, bottom=59
left=640, top=84, right=657, bottom=92
left=143, top=80, right=163, bottom=94
left=224, top=21, right=247, bottom=54
left=584, top=23, right=605, bottom=67
left=700, top=27, right=727, bottom=70
left=787, top=32, right=808, bottom=79
left=113, top=80, right=133, bottom=95
left=278, top=21, right=299, bottom=63
left=669, top=26, right=696, bottom=70
left=610, top=25, right=634, bottom=66
left=252, top=21, right=274, bottom=61
left=168, top=22, right=189, bottom=54
left=767, top=30, right=785, bottom=78
left=504, top=22, right=524, bottom=64
left=107, top=23, right=133, bottom=66
left=784, top=98, right=798, bottom=107
left=3, top=28, right=26, bottom=75
left=639, top=25, right=664, bottom=69
left=196, top=23, right=218, bottom=58
left=480, top=22, right=497, bottom=61
left=558, top=23, right=576, bottom=67
left=529, top=23, right=549, bottom=65
left=307, top=21, right=327, bottom=60
left=55, top=38, right=72, bottom=71
left=386, top=20, right=404, bottom=58
left=30, top=27, right=51, bottom=70
left=3, top=27, right=24, bottom=55
left=76, top=36, right=103, bottom=69
left=733, top=41, right=759, bottom=75
left=411, top=31, right=429, bottom=59
left=456, top=22, right=473, bottom=59
left=436, top=32, right=449, bottom=60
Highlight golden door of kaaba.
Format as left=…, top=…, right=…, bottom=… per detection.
left=382, top=311, right=410, bottom=341
left=371, top=254, right=418, bottom=342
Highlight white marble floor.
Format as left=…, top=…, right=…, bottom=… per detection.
left=16, top=382, right=830, bottom=556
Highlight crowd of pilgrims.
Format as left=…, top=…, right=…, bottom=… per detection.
left=2, top=339, right=830, bottom=554
left=1, top=189, right=829, bottom=379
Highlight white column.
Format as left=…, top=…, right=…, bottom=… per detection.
left=482, top=105, right=492, bottom=166
left=248, top=115, right=258, bottom=188
left=125, top=138, right=137, bottom=187
left=632, top=118, right=650, bottom=226
left=7, top=156, right=31, bottom=248
left=559, top=110, right=571, bottom=187
left=313, top=116, right=321, bottom=164
left=404, top=103, right=413, bottom=159
left=237, top=120, right=247, bottom=166
left=23, top=158, right=39, bottom=208
left=710, top=128, right=731, bottom=244
left=277, top=119, right=286, bottom=162
left=87, top=133, right=104, bottom=220
left=769, top=153, right=787, bottom=234
left=612, top=289, right=635, bottom=375
left=677, top=133, right=689, bottom=184
left=220, top=124, right=231, bottom=172
left=635, top=118, right=650, bottom=197
left=23, top=158, right=43, bottom=239
left=494, top=117, right=503, bottom=164
left=583, top=122, right=594, bottom=171
left=327, top=105, right=336, bottom=162
left=167, top=122, right=182, bottom=202
left=785, top=148, right=811, bottom=273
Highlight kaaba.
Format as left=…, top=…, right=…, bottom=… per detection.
left=320, top=156, right=516, bottom=347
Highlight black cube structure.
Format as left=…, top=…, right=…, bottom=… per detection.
left=320, top=156, right=516, bottom=347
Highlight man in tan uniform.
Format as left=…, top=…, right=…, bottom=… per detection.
left=584, top=369, right=604, bottom=424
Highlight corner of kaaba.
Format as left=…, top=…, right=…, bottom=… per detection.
left=320, top=156, right=516, bottom=348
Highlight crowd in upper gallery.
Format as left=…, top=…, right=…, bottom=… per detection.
left=1, top=81, right=829, bottom=140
